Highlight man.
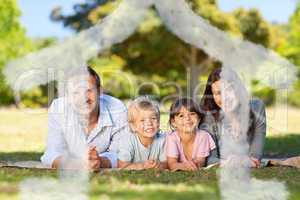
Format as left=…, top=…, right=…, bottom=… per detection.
left=41, top=66, right=128, bottom=171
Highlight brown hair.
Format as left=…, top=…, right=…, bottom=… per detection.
left=200, top=67, right=222, bottom=120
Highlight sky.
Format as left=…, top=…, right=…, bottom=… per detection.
left=19, top=0, right=298, bottom=39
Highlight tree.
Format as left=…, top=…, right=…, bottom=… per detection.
left=233, top=8, right=271, bottom=47
left=51, top=0, right=275, bottom=99
left=280, top=3, right=300, bottom=68
left=278, top=3, right=300, bottom=106
left=0, top=0, right=32, bottom=105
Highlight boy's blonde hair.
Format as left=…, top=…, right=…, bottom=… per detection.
left=127, top=96, right=160, bottom=123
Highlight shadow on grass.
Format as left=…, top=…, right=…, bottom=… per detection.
left=91, top=190, right=219, bottom=200
left=0, top=152, right=43, bottom=162
left=264, top=133, right=300, bottom=158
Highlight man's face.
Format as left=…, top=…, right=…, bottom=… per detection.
left=67, top=75, right=100, bottom=115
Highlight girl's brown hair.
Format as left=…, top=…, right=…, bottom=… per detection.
left=169, top=97, right=204, bottom=131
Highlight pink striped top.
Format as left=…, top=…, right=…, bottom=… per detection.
left=165, top=130, right=216, bottom=162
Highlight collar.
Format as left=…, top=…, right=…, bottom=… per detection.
left=97, top=96, right=114, bottom=128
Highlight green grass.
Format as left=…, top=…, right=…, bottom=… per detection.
left=264, top=133, right=300, bottom=157
left=1, top=107, right=300, bottom=199
left=0, top=167, right=300, bottom=200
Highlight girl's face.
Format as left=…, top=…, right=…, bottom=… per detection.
left=171, top=106, right=200, bottom=134
left=211, top=80, right=239, bottom=112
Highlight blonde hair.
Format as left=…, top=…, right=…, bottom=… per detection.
left=127, top=96, right=160, bottom=123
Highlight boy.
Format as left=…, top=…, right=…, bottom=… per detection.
left=117, top=96, right=167, bottom=170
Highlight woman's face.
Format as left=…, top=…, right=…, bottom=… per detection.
left=211, top=80, right=239, bottom=112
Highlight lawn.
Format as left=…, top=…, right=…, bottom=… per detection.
left=0, top=107, right=300, bottom=200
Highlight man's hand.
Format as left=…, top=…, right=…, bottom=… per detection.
left=88, top=146, right=101, bottom=172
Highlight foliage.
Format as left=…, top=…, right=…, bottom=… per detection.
left=0, top=0, right=32, bottom=105
left=251, top=80, right=276, bottom=106
left=233, top=8, right=271, bottom=47
left=51, top=0, right=278, bottom=102
left=278, top=3, right=300, bottom=107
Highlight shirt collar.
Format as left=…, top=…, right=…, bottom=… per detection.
left=97, top=97, right=114, bottom=128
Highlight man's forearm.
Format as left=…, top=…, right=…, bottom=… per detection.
left=52, top=156, right=86, bottom=170
left=99, top=156, right=112, bottom=168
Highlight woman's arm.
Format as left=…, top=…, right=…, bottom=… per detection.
left=249, top=99, right=266, bottom=160
left=206, top=149, right=220, bottom=166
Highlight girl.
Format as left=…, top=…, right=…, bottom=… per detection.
left=166, top=97, right=216, bottom=171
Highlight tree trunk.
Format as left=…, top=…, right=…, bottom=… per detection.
left=14, top=93, right=21, bottom=109
left=184, top=46, right=213, bottom=99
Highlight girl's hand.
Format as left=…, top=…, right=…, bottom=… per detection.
left=192, top=157, right=206, bottom=168
left=182, top=161, right=198, bottom=171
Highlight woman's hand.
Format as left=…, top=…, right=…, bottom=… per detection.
left=250, top=157, right=260, bottom=168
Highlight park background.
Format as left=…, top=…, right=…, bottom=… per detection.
left=0, top=0, right=300, bottom=199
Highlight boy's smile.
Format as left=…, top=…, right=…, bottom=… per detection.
left=131, top=109, right=159, bottom=138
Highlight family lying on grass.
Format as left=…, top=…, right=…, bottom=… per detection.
left=41, top=66, right=266, bottom=171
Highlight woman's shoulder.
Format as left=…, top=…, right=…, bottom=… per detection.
left=250, top=98, right=265, bottom=112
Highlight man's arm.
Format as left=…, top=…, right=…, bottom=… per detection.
left=51, top=156, right=87, bottom=170
left=41, top=99, right=68, bottom=167
left=52, top=156, right=63, bottom=169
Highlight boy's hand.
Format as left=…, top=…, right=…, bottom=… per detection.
left=143, top=160, right=160, bottom=169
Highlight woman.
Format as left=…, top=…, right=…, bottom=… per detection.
left=200, top=67, right=266, bottom=167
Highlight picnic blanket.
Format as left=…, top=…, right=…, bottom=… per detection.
left=265, top=156, right=300, bottom=168
left=0, top=161, right=51, bottom=169
left=1, top=157, right=300, bottom=170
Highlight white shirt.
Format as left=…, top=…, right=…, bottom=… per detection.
left=41, top=94, right=128, bottom=168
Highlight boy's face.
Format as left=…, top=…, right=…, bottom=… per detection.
left=171, top=106, right=199, bottom=134
left=130, top=108, right=159, bottom=138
